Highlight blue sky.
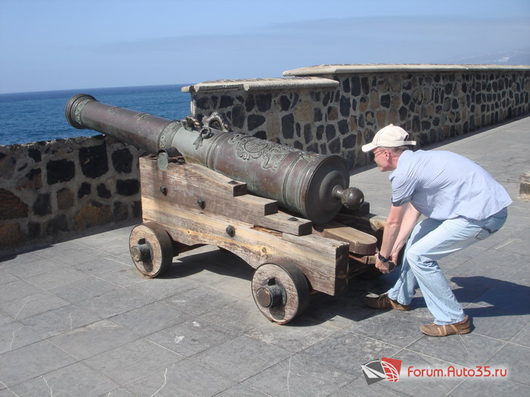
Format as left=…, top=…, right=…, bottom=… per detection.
left=1, top=0, right=529, bottom=94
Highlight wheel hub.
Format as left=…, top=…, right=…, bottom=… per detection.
left=255, top=284, right=284, bottom=308
left=131, top=242, right=152, bottom=262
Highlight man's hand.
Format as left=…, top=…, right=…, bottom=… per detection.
left=375, top=257, right=396, bottom=274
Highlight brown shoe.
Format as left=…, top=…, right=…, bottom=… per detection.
left=420, top=316, right=472, bottom=337
left=363, top=293, right=410, bottom=311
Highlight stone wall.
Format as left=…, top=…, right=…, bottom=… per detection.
left=0, top=135, right=142, bottom=256
left=184, top=65, right=530, bottom=168
left=2, top=64, right=529, bottom=255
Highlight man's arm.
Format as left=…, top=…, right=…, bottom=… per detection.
left=390, top=203, right=420, bottom=263
left=375, top=203, right=409, bottom=273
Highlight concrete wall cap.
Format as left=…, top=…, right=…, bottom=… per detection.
left=283, top=64, right=530, bottom=76
left=182, top=77, right=339, bottom=93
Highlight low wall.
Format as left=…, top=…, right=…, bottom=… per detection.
left=184, top=65, right=530, bottom=168
left=2, top=64, right=529, bottom=255
left=0, top=136, right=142, bottom=256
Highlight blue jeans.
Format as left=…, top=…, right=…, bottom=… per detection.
left=387, top=207, right=508, bottom=325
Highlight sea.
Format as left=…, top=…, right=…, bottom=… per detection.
left=0, top=84, right=192, bottom=146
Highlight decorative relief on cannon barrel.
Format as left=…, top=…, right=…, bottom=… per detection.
left=227, top=134, right=302, bottom=170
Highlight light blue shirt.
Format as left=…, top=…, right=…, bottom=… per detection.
left=390, top=150, right=512, bottom=220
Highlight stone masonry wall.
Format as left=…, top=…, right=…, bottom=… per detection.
left=185, top=66, right=530, bottom=169
left=0, top=135, right=142, bottom=256
left=2, top=65, right=528, bottom=255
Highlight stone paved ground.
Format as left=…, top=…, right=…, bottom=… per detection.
left=1, top=116, right=529, bottom=396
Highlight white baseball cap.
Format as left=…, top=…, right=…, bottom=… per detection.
left=361, top=124, right=416, bottom=152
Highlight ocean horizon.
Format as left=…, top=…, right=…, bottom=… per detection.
left=0, top=84, right=192, bottom=146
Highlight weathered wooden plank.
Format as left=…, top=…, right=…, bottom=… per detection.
left=254, top=211, right=313, bottom=236
left=313, top=221, right=377, bottom=255
left=140, top=157, right=247, bottom=197
left=335, top=213, right=387, bottom=233
left=141, top=196, right=347, bottom=295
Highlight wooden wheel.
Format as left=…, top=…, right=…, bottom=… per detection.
left=129, top=222, right=173, bottom=278
left=251, top=263, right=310, bottom=324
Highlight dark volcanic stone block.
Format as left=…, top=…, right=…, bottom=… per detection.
left=282, top=114, right=294, bottom=139
left=325, top=125, right=336, bottom=141
left=351, top=77, right=361, bottom=96
left=380, top=94, right=391, bottom=108
left=28, top=149, right=42, bottom=162
left=256, top=94, right=272, bottom=112
left=279, top=95, right=291, bottom=111
left=196, top=96, right=209, bottom=110
left=399, top=106, right=408, bottom=121
left=47, top=159, right=75, bottom=184
left=116, top=179, right=140, bottom=196
left=343, top=134, right=356, bottom=148
left=338, top=120, right=349, bottom=135
left=78, top=182, right=91, bottom=199
left=316, top=125, right=324, bottom=140
left=245, top=95, right=255, bottom=112
left=219, top=96, right=234, bottom=108
left=230, top=105, right=245, bottom=129
left=97, top=183, right=112, bottom=199
left=248, top=114, right=265, bottom=130
left=79, top=144, right=108, bottom=179
left=112, top=148, right=133, bottom=173
left=342, top=78, right=350, bottom=93
left=33, top=193, right=51, bottom=216
left=304, top=124, right=312, bottom=144
left=361, top=77, right=369, bottom=95
left=340, top=96, right=351, bottom=117
left=253, top=130, right=267, bottom=140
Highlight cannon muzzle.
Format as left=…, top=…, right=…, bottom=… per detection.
left=65, top=94, right=363, bottom=224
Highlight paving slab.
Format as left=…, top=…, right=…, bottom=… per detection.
left=48, top=319, right=139, bottom=360
left=486, top=342, right=530, bottom=386
left=241, top=351, right=355, bottom=396
left=8, top=362, right=119, bottom=397
left=147, top=318, right=234, bottom=358
left=0, top=340, right=76, bottom=387
left=0, top=116, right=529, bottom=395
left=193, top=334, right=291, bottom=382
left=121, top=357, right=236, bottom=396
left=83, top=338, right=183, bottom=386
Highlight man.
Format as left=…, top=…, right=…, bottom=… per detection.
left=362, top=124, right=511, bottom=337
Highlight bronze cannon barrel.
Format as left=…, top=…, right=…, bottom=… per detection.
left=65, top=94, right=363, bottom=224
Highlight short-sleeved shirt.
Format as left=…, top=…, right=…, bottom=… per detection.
left=390, top=150, right=512, bottom=220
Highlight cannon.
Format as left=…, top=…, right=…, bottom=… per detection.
left=65, top=94, right=363, bottom=225
left=65, top=94, right=383, bottom=324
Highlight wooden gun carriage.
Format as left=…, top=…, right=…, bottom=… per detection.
left=131, top=156, right=383, bottom=324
